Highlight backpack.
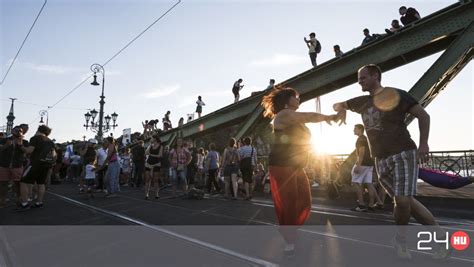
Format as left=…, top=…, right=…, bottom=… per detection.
left=39, top=139, right=57, bottom=166
left=239, top=147, right=254, bottom=171
left=315, top=40, right=322, bottom=54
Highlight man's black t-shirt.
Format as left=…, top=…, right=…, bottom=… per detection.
left=346, top=88, right=418, bottom=158
left=29, top=135, right=50, bottom=164
left=132, top=146, right=146, bottom=162
left=232, top=82, right=240, bottom=95
left=355, top=135, right=374, bottom=166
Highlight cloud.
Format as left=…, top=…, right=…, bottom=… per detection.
left=249, top=53, right=307, bottom=67
left=106, top=70, right=121, bottom=76
left=142, top=84, right=180, bottom=98
left=23, top=62, right=76, bottom=74
left=3, top=59, right=120, bottom=76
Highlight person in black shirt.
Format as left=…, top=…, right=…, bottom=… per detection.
left=18, top=125, right=54, bottom=210
left=350, top=124, right=383, bottom=212
left=131, top=140, right=146, bottom=187
left=333, top=64, right=449, bottom=260
left=361, top=28, right=376, bottom=45
left=399, top=6, right=421, bottom=26
left=232, top=79, right=244, bottom=103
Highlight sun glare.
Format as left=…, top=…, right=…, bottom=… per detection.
left=309, top=124, right=354, bottom=155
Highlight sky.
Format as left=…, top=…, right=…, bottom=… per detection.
left=1, top=0, right=472, bottom=154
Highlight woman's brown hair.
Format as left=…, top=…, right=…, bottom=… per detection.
left=261, top=86, right=298, bottom=119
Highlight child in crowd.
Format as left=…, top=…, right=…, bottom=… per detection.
left=84, top=158, right=97, bottom=198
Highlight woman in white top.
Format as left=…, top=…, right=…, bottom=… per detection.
left=195, top=147, right=205, bottom=188
left=120, top=148, right=131, bottom=186
left=196, top=96, right=206, bottom=118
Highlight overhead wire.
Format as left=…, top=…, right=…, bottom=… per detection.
left=1, top=98, right=86, bottom=110
left=23, top=0, right=181, bottom=127
left=0, top=0, right=48, bottom=85
left=49, top=0, right=182, bottom=109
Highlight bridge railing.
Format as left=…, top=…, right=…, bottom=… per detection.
left=330, top=150, right=474, bottom=178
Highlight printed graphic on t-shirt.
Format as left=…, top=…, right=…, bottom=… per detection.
left=361, top=106, right=383, bottom=132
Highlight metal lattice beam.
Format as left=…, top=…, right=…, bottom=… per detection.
left=158, top=1, right=474, bottom=143
left=405, top=22, right=474, bottom=124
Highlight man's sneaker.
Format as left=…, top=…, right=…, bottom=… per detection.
left=367, top=206, right=376, bottom=212
left=432, top=244, right=451, bottom=260
left=351, top=205, right=368, bottom=212
left=391, top=236, right=412, bottom=260
left=33, top=202, right=44, bottom=208
left=16, top=203, right=31, bottom=212
left=372, top=203, right=385, bottom=210
left=283, top=243, right=296, bottom=258
left=311, top=182, right=319, bottom=188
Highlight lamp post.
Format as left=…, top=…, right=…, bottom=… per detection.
left=83, top=63, right=118, bottom=141
left=39, top=110, right=49, bottom=126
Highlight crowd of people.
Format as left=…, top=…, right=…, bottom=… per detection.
left=0, top=126, right=277, bottom=209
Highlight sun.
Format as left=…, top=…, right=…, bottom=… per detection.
left=311, top=132, right=332, bottom=154
left=308, top=124, right=354, bottom=155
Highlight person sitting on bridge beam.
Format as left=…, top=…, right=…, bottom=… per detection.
left=399, top=6, right=421, bottom=26
left=333, top=45, right=343, bottom=58
left=361, top=28, right=379, bottom=45
left=385, top=19, right=402, bottom=34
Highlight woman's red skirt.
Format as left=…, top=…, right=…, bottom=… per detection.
left=269, top=166, right=311, bottom=226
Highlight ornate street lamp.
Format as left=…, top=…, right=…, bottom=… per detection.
left=82, top=64, right=118, bottom=141
left=39, top=110, right=49, bottom=126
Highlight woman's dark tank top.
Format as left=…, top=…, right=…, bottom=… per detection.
left=269, top=123, right=312, bottom=167
left=147, top=145, right=162, bottom=165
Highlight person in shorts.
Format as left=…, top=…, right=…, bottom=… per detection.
left=84, top=158, right=96, bottom=198
left=169, top=138, right=191, bottom=197
left=333, top=64, right=450, bottom=260
left=18, top=125, right=54, bottom=210
left=0, top=126, right=27, bottom=208
left=350, top=124, right=383, bottom=212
